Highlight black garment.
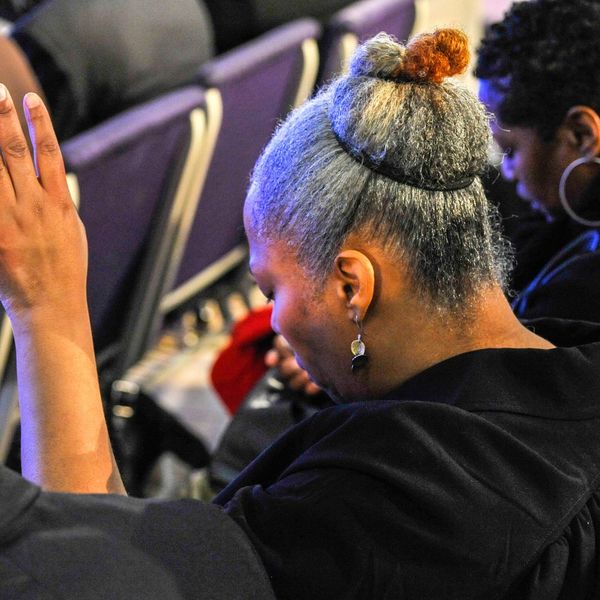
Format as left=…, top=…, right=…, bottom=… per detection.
left=0, top=0, right=42, bottom=21
left=503, top=175, right=600, bottom=321
left=3, top=319, right=600, bottom=598
left=214, top=319, right=600, bottom=599
left=203, top=0, right=353, bottom=53
left=11, top=0, right=215, bottom=140
left=0, top=467, right=274, bottom=599
left=512, top=229, right=600, bottom=320
left=509, top=210, right=600, bottom=321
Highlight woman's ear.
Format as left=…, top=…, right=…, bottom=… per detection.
left=333, top=250, right=375, bottom=321
left=563, top=106, right=600, bottom=157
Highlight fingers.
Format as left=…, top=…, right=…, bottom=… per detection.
left=282, top=359, right=321, bottom=395
left=0, top=84, right=37, bottom=197
left=265, top=335, right=293, bottom=368
left=265, top=334, right=323, bottom=396
left=272, top=334, right=293, bottom=358
left=264, top=348, right=279, bottom=367
left=23, top=92, right=68, bottom=196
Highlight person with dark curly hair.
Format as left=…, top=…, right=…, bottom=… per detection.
left=476, top=0, right=600, bottom=321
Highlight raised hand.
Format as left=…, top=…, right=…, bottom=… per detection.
left=0, top=85, right=87, bottom=330
left=0, top=85, right=124, bottom=494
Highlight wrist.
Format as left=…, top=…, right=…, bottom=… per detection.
left=8, top=298, right=92, bottom=340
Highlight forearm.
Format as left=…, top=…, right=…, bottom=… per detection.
left=14, top=305, right=125, bottom=494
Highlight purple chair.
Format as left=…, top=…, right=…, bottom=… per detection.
left=0, top=87, right=214, bottom=462
left=0, top=310, right=18, bottom=462
left=61, top=86, right=210, bottom=379
left=160, top=18, right=321, bottom=316
left=318, top=0, right=417, bottom=84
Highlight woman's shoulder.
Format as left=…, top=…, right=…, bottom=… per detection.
left=509, top=490, right=600, bottom=598
left=514, top=228, right=600, bottom=321
left=220, top=398, right=600, bottom=598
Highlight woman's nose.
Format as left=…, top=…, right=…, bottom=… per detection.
left=270, top=308, right=281, bottom=336
left=500, top=155, right=516, bottom=181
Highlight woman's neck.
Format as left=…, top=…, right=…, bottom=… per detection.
left=364, top=285, right=555, bottom=398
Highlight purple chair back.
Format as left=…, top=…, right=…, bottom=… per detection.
left=164, top=19, right=321, bottom=314
left=62, top=87, right=207, bottom=368
left=319, top=0, right=416, bottom=84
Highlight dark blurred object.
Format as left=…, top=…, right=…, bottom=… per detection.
left=10, top=0, right=215, bottom=140
left=209, top=369, right=333, bottom=494
left=512, top=230, right=600, bottom=321
left=111, top=385, right=211, bottom=497
left=0, top=0, right=42, bottom=20
left=204, top=0, right=352, bottom=52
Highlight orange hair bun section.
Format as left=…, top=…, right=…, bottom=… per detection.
left=401, top=29, right=470, bottom=84
left=348, top=29, right=469, bottom=84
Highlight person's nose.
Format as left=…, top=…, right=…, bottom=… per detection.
left=500, top=155, right=516, bottom=182
left=270, top=306, right=281, bottom=336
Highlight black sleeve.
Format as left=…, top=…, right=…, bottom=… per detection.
left=2, top=485, right=275, bottom=599
left=514, top=247, right=600, bottom=322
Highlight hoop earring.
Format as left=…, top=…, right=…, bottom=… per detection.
left=351, top=315, right=368, bottom=373
left=558, top=156, right=600, bottom=227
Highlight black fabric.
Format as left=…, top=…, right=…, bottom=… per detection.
left=203, top=0, right=353, bottom=52
left=509, top=209, right=599, bottom=292
left=11, top=27, right=78, bottom=144
left=0, top=0, right=42, bottom=21
left=213, top=318, right=600, bottom=599
left=112, top=390, right=211, bottom=497
left=209, top=369, right=333, bottom=494
left=503, top=174, right=600, bottom=322
left=11, top=0, right=215, bottom=140
left=0, top=467, right=275, bottom=599
left=512, top=229, right=600, bottom=321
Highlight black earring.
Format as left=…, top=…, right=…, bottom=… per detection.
left=351, top=315, right=368, bottom=372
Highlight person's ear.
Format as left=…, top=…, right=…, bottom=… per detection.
left=563, top=106, right=600, bottom=157
left=333, top=250, right=375, bottom=322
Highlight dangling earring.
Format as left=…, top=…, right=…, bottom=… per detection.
left=351, top=315, right=368, bottom=373
left=559, top=156, right=600, bottom=227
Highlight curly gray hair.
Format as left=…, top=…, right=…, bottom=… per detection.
left=247, top=31, right=512, bottom=311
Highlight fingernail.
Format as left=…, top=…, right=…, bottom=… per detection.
left=0, top=84, right=6, bottom=101
left=24, top=93, right=40, bottom=108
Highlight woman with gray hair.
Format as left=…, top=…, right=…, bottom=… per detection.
left=1, top=29, right=600, bottom=599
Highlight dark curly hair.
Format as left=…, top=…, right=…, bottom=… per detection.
left=475, top=0, right=600, bottom=140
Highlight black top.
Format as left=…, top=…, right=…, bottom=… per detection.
left=215, top=318, right=600, bottom=598
left=203, top=0, right=353, bottom=52
left=2, top=319, right=600, bottom=598
left=0, top=470, right=275, bottom=599
left=505, top=176, right=600, bottom=322
left=512, top=228, right=600, bottom=320
left=11, top=0, right=215, bottom=140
